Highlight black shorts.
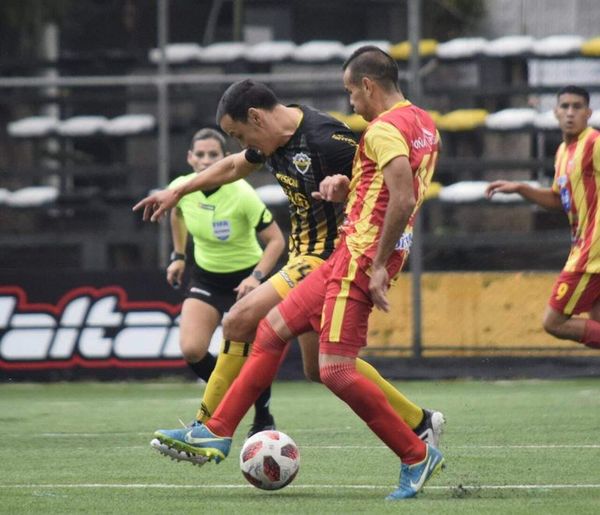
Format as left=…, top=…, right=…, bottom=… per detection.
left=185, top=264, right=257, bottom=316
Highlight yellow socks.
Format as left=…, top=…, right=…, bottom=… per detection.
left=196, top=340, right=250, bottom=423
left=195, top=341, right=423, bottom=429
left=355, top=358, right=424, bottom=429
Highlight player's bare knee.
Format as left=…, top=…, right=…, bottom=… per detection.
left=265, top=308, right=295, bottom=342
left=542, top=316, right=561, bottom=338
left=223, top=305, right=258, bottom=342
left=180, top=340, right=207, bottom=363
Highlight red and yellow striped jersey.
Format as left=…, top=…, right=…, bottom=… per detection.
left=341, top=100, right=439, bottom=266
left=552, top=126, right=600, bottom=273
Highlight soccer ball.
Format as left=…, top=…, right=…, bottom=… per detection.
left=239, top=430, right=300, bottom=490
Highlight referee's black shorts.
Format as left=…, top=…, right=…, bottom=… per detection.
left=185, top=263, right=257, bottom=316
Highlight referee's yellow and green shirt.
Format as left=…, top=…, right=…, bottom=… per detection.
left=552, top=126, right=600, bottom=273
left=169, top=174, right=273, bottom=273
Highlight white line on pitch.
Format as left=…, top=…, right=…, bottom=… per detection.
left=37, top=435, right=600, bottom=450
left=1, top=483, right=600, bottom=491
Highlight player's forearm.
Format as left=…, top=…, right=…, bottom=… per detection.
left=174, top=153, right=254, bottom=197
left=517, top=184, right=562, bottom=210
left=254, top=241, right=284, bottom=277
left=372, top=195, right=415, bottom=268
left=255, top=226, right=286, bottom=276
left=169, top=210, right=188, bottom=253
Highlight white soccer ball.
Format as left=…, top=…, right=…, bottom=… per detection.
left=239, top=430, right=300, bottom=490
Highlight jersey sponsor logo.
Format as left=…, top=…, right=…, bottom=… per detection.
left=275, top=173, right=310, bottom=210
left=331, top=133, right=357, bottom=147
left=0, top=286, right=184, bottom=370
left=395, top=232, right=413, bottom=251
left=292, top=152, right=311, bottom=175
left=557, top=176, right=571, bottom=211
left=412, top=128, right=436, bottom=150
left=275, top=173, right=299, bottom=188
left=212, top=220, right=231, bottom=240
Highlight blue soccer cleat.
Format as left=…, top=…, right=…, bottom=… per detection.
left=151, top=422, right=232, bottom=464
left=386, top=444, right=445, bottom=500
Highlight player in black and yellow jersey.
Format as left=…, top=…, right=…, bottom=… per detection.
left=134, top=80, right=443, bottom=462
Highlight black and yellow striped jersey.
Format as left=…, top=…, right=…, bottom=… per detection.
left=248, top=105, right=358, bottom=259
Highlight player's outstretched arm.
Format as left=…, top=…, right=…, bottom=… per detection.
left=486, top=180, right=562, bottom=210
left=311, top=174, right=350, bottom=202
left=133, top=152, right=259, bottom=222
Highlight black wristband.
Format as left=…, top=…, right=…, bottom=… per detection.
left=169, top=251, right=185, bottom=263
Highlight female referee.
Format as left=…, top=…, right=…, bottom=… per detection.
left=166, top=128, right=285, bottom=435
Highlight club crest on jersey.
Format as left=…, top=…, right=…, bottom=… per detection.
left=212, top=220, right=231, bottom=240
left=292, top=152, right=311, bottom=175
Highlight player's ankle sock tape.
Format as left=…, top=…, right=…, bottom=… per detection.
left=220, top=340, right=251, bottom=357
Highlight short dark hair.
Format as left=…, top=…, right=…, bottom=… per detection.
left=342, top=45, right=399, bottom=91
left=215, top=79, right=279, bottom=124
left=190, top=127, right=227, bottom=153
left=557, top=85, right=590, bottom=106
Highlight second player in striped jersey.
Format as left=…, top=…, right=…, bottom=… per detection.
left=486, top=85, right=600, bottom=349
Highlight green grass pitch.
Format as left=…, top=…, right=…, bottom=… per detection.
left=1, top=378, right=599, bottom=514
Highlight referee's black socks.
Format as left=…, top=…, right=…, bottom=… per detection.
left=187, top=353, right=217, bottom=382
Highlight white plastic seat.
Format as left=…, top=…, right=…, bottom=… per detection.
left=245, top=41, right=296, bottom=62
left=340, top=40, right=391, bottom=60
left=438, top=181, right=489, bottom=203
left=436, top=38, right=488, bottom=59
left=148, top=43, right=203, bottom=64
left=7, top=116, right=60, bottom=137
left=589, top=111, right=600, bottom=129
left=199, top=42, right=248, bottom=63
left=5, top=186, right=59, bottom=207
left=533, top=110, right=559, bottom=130
left=532, top=35, right=583, bottom=56
left=484, top=108, right=537, bottom=130
left=102, top=114, right=156, bottom=136
left=483, top=36, right=534, bottom=57
left=0, top=188, right=10, bottom=205
left=57, top=116, right=109, bottom=136
left=292, top=40, right=346, bottom=62
left=255, top=184, right=288, bottom=205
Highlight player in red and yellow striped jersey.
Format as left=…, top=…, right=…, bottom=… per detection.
left=486, top=85, right=600, bottom=349
left=137, top=79, right=444, bottom=453
left=171, top=46, right=444, bottom=500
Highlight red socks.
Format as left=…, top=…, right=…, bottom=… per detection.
left=207, top=319, right=287, bottom=437
left=320, top=361, right=426, bottom=464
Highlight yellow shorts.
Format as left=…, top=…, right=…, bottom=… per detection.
left=268, top=254, right=326, bottom=299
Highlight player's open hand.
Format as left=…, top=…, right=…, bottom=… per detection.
left=485, top=180, right=520, bottom=199
left=369, top=265, right=390, bottom=312
left=311, top=174, right=350, bottom=202
left=234, top=275, right=261, bottom=301
left=132, top=189, right=180, bottom=222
